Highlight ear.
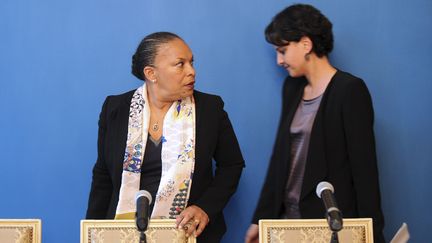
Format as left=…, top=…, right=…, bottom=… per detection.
left=143, top=66, right=156, bottom=82
left=300, top=36, right=313, bottom=54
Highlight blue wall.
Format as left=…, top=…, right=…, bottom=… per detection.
left=1, top=0, right=431, bottom=242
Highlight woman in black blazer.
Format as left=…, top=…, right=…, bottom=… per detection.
left=86, top=32, right=244, bottom=243
left=245, top=4, right=385, bottom=243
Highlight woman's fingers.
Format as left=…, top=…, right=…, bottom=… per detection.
left=176, top=205, right=209, bottom=238
left=194, top=218, right=207, bottom=237
left=176, top=212, right=193, bottom=230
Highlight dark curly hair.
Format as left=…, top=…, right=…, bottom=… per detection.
left=131, top=32, right=182, bottom=81
left=265, top=4, right=333, bottom=57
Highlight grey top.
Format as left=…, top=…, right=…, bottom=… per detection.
left=282, top=95, right=323, bottom=219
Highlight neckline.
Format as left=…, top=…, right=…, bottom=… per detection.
left=148, top=134, right=162, bottom=146
left=302, top=94, right=323, bottom=102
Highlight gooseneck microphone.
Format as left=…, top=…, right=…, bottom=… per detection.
left=316, top=181, right=343, bottom=232
left=135, top=190, right=152, bottom=243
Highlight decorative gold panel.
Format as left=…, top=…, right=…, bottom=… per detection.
left=81, top=219, right=196, bottom=243
left=0, top=219, right=42, bottom=243
left=259, top=218, right=373, bottom=243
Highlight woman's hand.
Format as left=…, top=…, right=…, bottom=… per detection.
left=245, top=224, right=259, bottom=243
left=176, top=205, right=209, bottom=238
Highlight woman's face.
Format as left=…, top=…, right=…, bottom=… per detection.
left=275, top=40, right=308, bottom=77
left=151, top=38, right=195, bottom=100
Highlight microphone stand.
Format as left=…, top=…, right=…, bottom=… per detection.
left=139, top=231, right=147, bottom=243
left=330, top=230, right=339, bottom=243
left=327, top=212, right=340, bottom=243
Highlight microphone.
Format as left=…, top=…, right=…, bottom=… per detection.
left=135, top=190, right=153, bottom=232
left=316, top=181, right=343, bottom=232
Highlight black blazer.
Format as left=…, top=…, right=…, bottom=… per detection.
left=252, top=71, right=385, bottom=242
left=86, top=90, right=245, bottom=243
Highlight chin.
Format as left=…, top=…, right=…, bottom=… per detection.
left=182, top=90, right=194, bottom=98
left=288, top=71, right=303, bottom=78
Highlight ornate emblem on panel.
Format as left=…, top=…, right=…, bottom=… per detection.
left=267, top=225, right=366, bottom=243
left=87, top=226, right=189, bottom=243
left=1, top=226, right=33, bottom=243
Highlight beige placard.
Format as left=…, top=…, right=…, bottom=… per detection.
left=81, top=219, right=196, bottom=243
left=259, top=218, right=374, bottom=243
left=0, top=219, right=42, bottom=243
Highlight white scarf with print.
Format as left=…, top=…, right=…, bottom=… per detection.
left=115, top=83, right=195, bottom=219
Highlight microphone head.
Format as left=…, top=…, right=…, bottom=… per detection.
left=316, top=181, right=334, bottom=198
left=135, top=190, right=152, bottom=205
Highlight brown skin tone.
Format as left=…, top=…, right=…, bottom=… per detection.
left=142, top=38, right=209, bottom=238
left=143, top=38, right=196, bottom=140
left=244, top=37, right=336, bottom=243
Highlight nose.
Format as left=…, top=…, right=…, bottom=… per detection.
left=187, top=63, right=196, bottom=77
left=276, top=52, right=284, bottom=66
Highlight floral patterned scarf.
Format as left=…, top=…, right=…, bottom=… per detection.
left=115, top=83, right=196, bottom=219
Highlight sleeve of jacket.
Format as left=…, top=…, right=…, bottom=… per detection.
left=193, top=96, right=245, bottom=221
left=342, top=79, right=385, bottom=243
left=86, top=97, right=114, bottom=219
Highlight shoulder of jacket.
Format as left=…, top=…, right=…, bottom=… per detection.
left=328, top=71, right=371, bottom=104
left=332, top=70, right=365, bottom=88
left=194, top=90, right=223, bottom=105
left=101, top=89, right=136, bottom=113
left=106, top=89, right=136, bottom=102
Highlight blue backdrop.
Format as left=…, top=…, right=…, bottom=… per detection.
left=1, top=0, right=431, bottom=242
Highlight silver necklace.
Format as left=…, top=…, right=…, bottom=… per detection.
left=152, top=122, right=159, bottom=132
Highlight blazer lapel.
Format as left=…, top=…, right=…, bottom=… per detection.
left=300, top=78, right=338, bottom=200
left=278, top=80, right=306, bottom=182
left=110, top=95, right=133, bottom=190
left=300, top=106, right=327, bottom=200
left=193, top=91, right=203, bottom=164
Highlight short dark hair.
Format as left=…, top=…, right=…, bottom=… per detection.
left=265, top=4, right=333, bottom=57
left=131, top=32, right=182, bottom=81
